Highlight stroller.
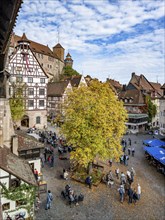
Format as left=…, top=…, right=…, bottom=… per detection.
left=61, top=185, right=84, bottom=207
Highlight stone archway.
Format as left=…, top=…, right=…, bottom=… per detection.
left=21, top=115, right=29, bottom=127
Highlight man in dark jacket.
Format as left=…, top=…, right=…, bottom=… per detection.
left=85, top=176, right=92, bottom=189
left=128, top=187, right=134, bottom=204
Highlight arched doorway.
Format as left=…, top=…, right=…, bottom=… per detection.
left=21, top=115, right=29, bottom=127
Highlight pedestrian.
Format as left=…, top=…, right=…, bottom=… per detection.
left=34, top=169, right=38, bottom=181
left=126, top=170, right=131, bottom=183
left=85, top=176, right=92, bottom=189
left=137, top=183, right=141, bottom=200
left=128, top=187, right=134, bottom=204
left=133, top=188, right=138, bottom=204
left=128, top=138, right=131, bottom=146
left=128, top=147, right=131, bottom=155
left=120, top=172, right=126, bottom=185
left=132, top=147, right=135, bottom=157
left=109, top=158, right=113, bottom=167
left=40, top=153, right=45, bottom=168
left=118, top=185, right=125, bottom=203
left=44, top=150, right=47, bottom=162
left=125, top=140, right=127, bottom=148
left=63, top=169, right=69, bottom=180
left=50, top=155, right=54, bottom=167
left=115, top=168, right=120, bottom=179
left=45, top=190, right=53, bottom=210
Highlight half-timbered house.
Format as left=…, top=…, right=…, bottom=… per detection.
left=7, top=33, right=48, bottom=129
left=0, top=146, right=37, bottom=220
left=9, top=33, right=65, bottom=81
left=47, top=80, right=72, bottom=118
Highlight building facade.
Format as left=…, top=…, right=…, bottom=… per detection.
left=7, top=33, right=48, bottom=129
left=9, top=33, right=65, bottom=81
left=0, top=147, right=37, bottom=220
left=119, top=73, right=162, bottom=133
left=159, top=84, right=165, bottom=136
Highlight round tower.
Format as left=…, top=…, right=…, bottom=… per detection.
left=64, top=52, right=73, bottom=67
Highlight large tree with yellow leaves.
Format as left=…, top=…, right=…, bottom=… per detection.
left=61, top=80, right=127, bottom=169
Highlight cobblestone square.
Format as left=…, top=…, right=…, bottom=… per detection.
left=36, top=134, right=165, bottom=220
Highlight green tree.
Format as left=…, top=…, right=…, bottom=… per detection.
left=61, top=80, right=128, bottom=169
left=61, top=66, right=80, bottom=79
left=9, top=84, right=25, bottom=122
left=145, top=95, right=157, bottom=123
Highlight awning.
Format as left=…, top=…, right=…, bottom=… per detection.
left=143, top=139, right=165, bottom=147
left=144, top=147, right=165, bottom=165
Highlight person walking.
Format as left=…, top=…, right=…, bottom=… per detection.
left=109, top=158, right=113, bottom=167
left=132, top=147, right=135, bottom=157
left=118, top=185, right=125, bottom=203
left=85, top=176, right=92, bottom=189
left=128, top=187, right=134, bottom=204
left=40, top=153, right=45, bottom=168
left=115, top=168, right=120, bottom=179
left=45, top=190, right=53, bottom=210
left=120, top=172, right=126, bottom=185
left=50, top=155, right=54, bottom=167
left=137, top=183, right=141, bottom=200
left=34, top=169, right=39, bottom=181
left=128, top=138, right=131, bottom=146
left=133, top=188, right=138, bottom=204
left=128, top=147, right=131, bottom=155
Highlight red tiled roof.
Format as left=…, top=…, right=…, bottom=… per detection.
left=10, top=34, right=60, bottom=59
left=47, top=81, right=70, bottom=97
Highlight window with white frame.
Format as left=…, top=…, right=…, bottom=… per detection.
left=28, top=88, right=34, bottom=95
left=39, top=100, right=44, bottom=107
left=28, top=100, right=34, bottom=107
left=39, top=88, right=45, bottom=95
left=40, top=78, right=45, bottom=83
left=28, top=77, right=33, bottom=83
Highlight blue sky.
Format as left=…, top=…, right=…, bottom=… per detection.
left=14, top=0, right=165, bottom=84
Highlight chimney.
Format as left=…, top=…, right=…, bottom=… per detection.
left=123, top=84, right=127, bottom=91
left=132, top=72, right=135, bottom=77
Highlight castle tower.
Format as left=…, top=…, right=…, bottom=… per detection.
left=53, top=43, right=64, bottom=62
left=64, top=52, right=73, bottom=67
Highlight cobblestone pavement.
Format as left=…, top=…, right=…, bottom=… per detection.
left=35, top=133, right=165, bottom=220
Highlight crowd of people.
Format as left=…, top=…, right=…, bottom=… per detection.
left=32, top=129, right=142, bottom=210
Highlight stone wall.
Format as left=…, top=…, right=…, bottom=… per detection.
left=27, top=110, right=47, bottom=129
left=0, top=98, right=15, bottom=148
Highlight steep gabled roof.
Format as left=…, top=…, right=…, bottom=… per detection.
left=0, top=146, right=37, bottom=186
left=108, top=79, right=123, bottom=94
left=70, top=75, right=82, bottom=87
left=18, top=33, right=30, bottom=43
left=129, top=73, right=162, bottom=96
left=119, top=89, right=145, bottom=105
left=53, top=43, right=64, bottom=49
left=47, top=81, right=70, bottom=97
left=10, top=34, right=60, bottom=59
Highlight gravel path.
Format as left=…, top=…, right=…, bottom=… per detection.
left=35, top=134, right=165, bottom=220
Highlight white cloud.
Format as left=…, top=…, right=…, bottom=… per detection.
left=14, top=0, right=165, bottom=84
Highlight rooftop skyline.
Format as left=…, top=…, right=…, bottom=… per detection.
left=14, top=0, right=165, bottom=84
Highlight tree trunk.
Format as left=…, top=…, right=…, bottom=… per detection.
left=87, top=162, right=93, bottom=174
